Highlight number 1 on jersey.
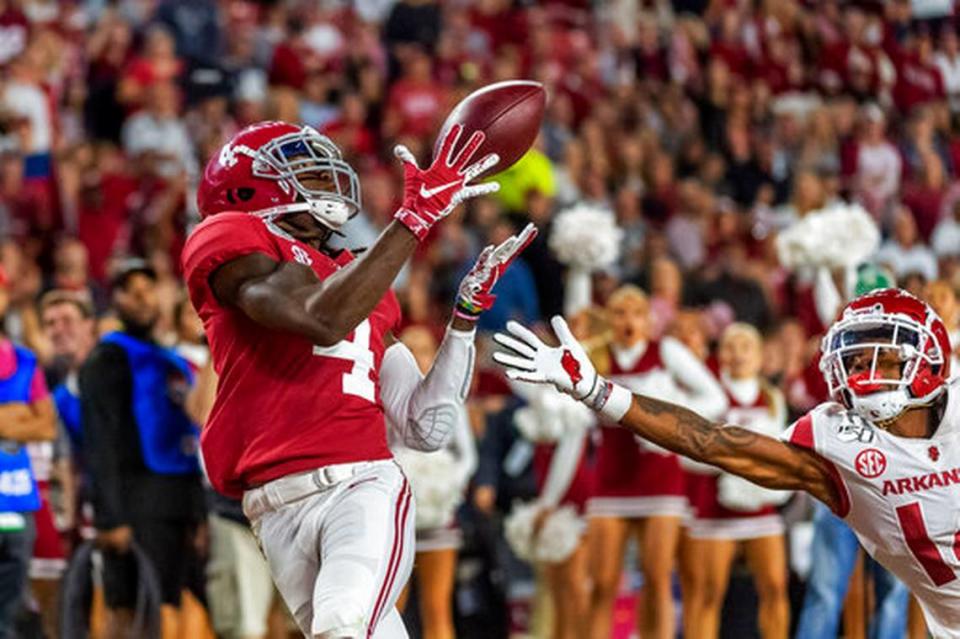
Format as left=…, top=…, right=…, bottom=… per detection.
left=312, top=319, right=376, bottom=402
left=896, top=501, right=958, bottom=586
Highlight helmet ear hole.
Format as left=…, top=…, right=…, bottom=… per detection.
left=237, top=188, right=255, bottom=202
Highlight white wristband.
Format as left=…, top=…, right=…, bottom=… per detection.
left=598, top=381, right=632, bottom=422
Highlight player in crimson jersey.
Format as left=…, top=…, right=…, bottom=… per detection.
left=182, top=120, right=535, bottom=639
left=495, top=288, right=960, bottom=638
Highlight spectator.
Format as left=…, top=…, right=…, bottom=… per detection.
left=931, top=199, right=960, bottom=259
left=934, top=27, right=960, bottom=115
left=0, top=266, right=56, bottom=637
left=79, top=259, right=204, bottom=637
left=383, top=46, right=445, bottom=140
left=40, top=289, right=96, bottom=453
left=121, top=81, right=198, bottom=179
left=902, top=151, right=947, bottom=243
left=647, top=256, right=683, bottom=338
left=853, top=104, right=901, bottom=223
left=83, top=9, right=134, bottom=143
left=383, top=0, right=442, bottom=54
left=924, top=279, right=960, bottom=369
left=153, top=0, right=221, bottom=65
left=875, top=207, right=938, bottom=283
left=117, top=25, right=183, bottom=111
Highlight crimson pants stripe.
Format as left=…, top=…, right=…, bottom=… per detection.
left=373, top=486, right=412, bottom=633
left=367, top=478, right=410, bottom=636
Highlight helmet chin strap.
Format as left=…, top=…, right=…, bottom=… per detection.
left=254, top=198, right=356, bottom=234
left=850, top=389, right=910, bottom=426
left=849, top=384, right=946, bottom=429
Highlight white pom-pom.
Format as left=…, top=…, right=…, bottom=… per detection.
left=504, top=502, right=585, bottom=563
left=514, top=386, right=595, bottom=443
left=776, top=202, right=880, bottom=270
left=514, top=406, right=566, bottom=443
left=717, top=473, right=791, bottom=512
left=393, top=448, right=464, bottom=530
left=549, top=204, right=624, bottom=271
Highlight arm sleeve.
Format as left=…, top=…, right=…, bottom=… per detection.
left=659, top=337, right=729, bottom=420
left=381, top=325, right=476, bottom=451
left=78, top=344, right=132, bottom=530
left=537, top=428, right=586, bottom=509
left=380, top=342, right=423, bottom=448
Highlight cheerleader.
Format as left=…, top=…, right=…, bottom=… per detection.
left=531, top=424, right=592, bottom=639
left=682, top=323, right=790, bottom=639
left=389, top=326, right=476, bottom=639
left=585, top=286, right=727, bottom=639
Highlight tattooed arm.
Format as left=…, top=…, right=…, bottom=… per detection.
left=493, top=316, right=840, bottom=512
left=620, top=395, right=838, bottom=510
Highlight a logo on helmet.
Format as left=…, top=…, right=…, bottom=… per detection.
left=218, top=143, right=256, bottom=168
left=855, top=448, right=887, bottom=478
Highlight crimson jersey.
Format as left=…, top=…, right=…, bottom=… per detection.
left=588, top=341, right=687, bottom=519
left=782, top=381, right=960, bottom=637
left=686, top=378, right=786, bottom=540
left=182, top=212, right=399, bottom=497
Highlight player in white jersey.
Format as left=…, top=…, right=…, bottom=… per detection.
left=493, top=288, right=960, bottom=638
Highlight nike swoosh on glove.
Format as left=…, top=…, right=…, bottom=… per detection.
left=394, top=124, right=500, bottom=240
left=455, top=223, right=538, bottom=320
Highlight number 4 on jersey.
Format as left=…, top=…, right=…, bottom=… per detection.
left=312, top=319, right=376, bottom=402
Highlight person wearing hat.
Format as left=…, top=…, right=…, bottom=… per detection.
left=0, top=265, right=57, bottom=637
left=79, top=258, right=204, bottom=636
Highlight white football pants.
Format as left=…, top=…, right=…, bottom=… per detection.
left=243, top=459, right=414, bottom=638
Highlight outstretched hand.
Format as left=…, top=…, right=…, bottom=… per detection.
left=455, top=223, right=538, bottom=321
left=393, top=125, right=500, bottom=240
left=493, top=316, right=603, bottom=403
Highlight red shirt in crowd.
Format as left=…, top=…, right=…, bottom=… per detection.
left=902, top=180, right=946, bottom=243
left=77, top=173, right=138, bottom=282
left=892, top=51, right=945, bottom=114
left=386, top=79, right=445, bottom=138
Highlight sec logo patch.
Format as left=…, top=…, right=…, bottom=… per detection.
left=855, top=448, right=887, bottom=478
left=291, top=245, right=313, bottom=266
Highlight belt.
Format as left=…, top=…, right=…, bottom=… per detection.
left=242, top=460, right=381, bottom=521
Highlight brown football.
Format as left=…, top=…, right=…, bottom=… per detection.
left=434, top=80, right=546, bottom=177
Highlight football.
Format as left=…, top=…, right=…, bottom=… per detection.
left=434, top=80, right=546, bottom=177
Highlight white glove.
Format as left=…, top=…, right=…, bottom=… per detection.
left=493, top=316, right=633, bottom=421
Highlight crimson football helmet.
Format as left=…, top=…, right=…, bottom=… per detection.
left=197, top=121, right=360, bottom=230
left=820, top=288, right=951, bottom=424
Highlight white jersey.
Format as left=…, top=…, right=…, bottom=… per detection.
left=782, top=380, right=960, bottom=638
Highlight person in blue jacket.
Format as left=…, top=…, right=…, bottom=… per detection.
left=79, top=259, right=204, bottom=637
left=0, top=268, right=56, bottom=637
